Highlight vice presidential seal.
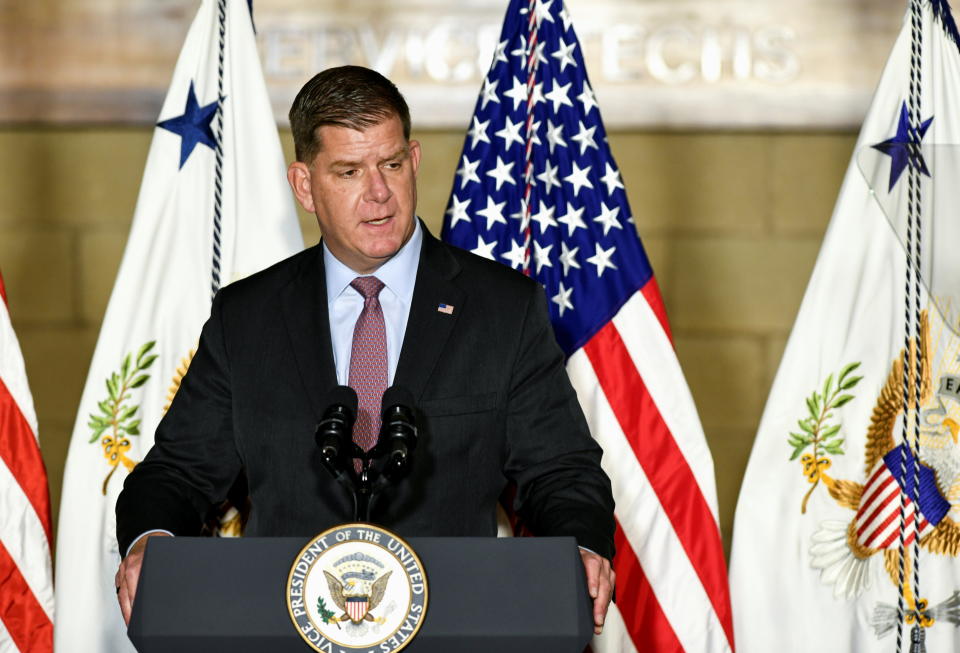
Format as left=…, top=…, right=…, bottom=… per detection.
left=286, top=524, right=428, bottom=652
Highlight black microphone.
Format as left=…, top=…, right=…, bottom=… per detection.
left=315, top=385, right=358, bottom=479
left=376, top=386, right=418, bottom=482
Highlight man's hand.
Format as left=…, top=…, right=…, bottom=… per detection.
left=115, top=531, right=172, bottom=625
left=580, top=549, right=615, bottom=635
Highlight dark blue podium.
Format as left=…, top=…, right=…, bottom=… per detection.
left=128, top=536, right=593, bottom=652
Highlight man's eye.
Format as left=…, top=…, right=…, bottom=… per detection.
left=384, top=161, right=401, bottom=170
left=340, top=169, right=357, bottom=178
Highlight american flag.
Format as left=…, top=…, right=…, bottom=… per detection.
left=0, top=271, right=54, bottom=652
left=441, top=1, right=734, bottom=651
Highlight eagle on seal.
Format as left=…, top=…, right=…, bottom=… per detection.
left=323, top=570, right=393, bottom=624
left=808, top=312, right=960, bottom=633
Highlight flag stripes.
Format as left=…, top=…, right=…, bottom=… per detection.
left=577, top=292, right=734, bottom=651
left=0, top=540, right=51, bottom=653
left=0, top=378, right=52, bottom=542
left=568, top=297, right=732, bottom=652
left=584, top=323, right=733, bottom=647
left=612, top=524, right=683, bottom=652
left=0, top=271, right=53, bottom=653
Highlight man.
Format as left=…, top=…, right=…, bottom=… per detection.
left=115, top=65, right=615, bottom=633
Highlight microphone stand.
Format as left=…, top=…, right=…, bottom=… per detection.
left=351, top=449, right=394, bottom=522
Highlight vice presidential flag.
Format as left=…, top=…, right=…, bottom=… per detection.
left=441, top=1, right=734, bottom=651
left=53, top=1, right=303, bottom=650
left=730, top=2, right=960, bottom=651
left=0, top=272, right=54, bottom=652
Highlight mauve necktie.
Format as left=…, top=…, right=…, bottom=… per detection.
left=348, top=276, right=388, bottom=458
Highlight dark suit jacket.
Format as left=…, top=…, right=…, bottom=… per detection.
left=116, top=226, right=615, bottom=558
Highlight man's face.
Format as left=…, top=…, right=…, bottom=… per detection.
left=288, top=115, right=421, bottom=274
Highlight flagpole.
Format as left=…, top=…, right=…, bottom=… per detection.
left=520, top=0, right=540, bottom=275
left=894, top=0, right=927, bottom=651
left=211, top=0, right=227, bottom=299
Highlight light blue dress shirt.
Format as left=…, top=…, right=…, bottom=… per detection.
left=323, top=219, right=423, bottom=385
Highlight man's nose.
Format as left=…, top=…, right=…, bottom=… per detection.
left=363, top=169, right=392, bottom=203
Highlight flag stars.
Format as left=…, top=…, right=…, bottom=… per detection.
left=536, top=159, right=562, bottom=194
left=586, top=243, right=618, bottom=277
left=571, top=120, right=598, bottom=155
left=486, top=156, right=517, bottom=190
left=446, top=195, right=472, bottom=228
left=557, top=202, right=587, bottom=236
left=476, top=196, right=508, bottom=230
left=509, top=197, right=530, bottom=230
left=501, top=239, right=527, bottom=270
left=492, top=39, right=509, bottom=66
left=531, top=202, right=557, bottom=233
left=471, top=235, right=497, bottom=260
left=531, top=41, right=548, bottom=66
left=600, top=162, right=625, bottom=195
left=552, top=282, right=574, bottom=316
left=551, top=38, right=578, bottom=72
left=545, top=119, right=567, bottom=154
left=480, top=77, right=500, bottom=110
left=593, top=202, right=622, bottom=236
left=456, top=155, right=481, bottom=188
left=503, top=76, right=529, bottom=111
left=563, top=161, right=594, bottom=196
left=559, top=5, right=573, bottom=31
left=529, top=119, right=543, bottom=147
left=511, top=35, right=527, bottom=59
left=533, top=240, right=554, bottom=273
left=559, top=241, right=580, bottom=276
left=545, top=81, right=574, bottom=113
left=467, top=117, right=491, bottom=149
left=577, top=82, right=598, bottom=115
left=157, top=80, right=220, bottom=169
left=534, top=0, right=555, bottom=25
left=495, top=116, right=525, bottom=150
left=530, top=82, right=545, bottom=107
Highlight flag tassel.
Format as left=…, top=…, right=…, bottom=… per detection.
left=909, top=624, right=925, bottom=653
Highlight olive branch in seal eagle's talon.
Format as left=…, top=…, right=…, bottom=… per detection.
left=787, top=361, right=862, bottom=513
left=316, top=597, right=342, bottom=629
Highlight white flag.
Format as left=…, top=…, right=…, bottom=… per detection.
left=53, top=1, right=303, bottom=650
left=731, top=2, right=960, bottom=651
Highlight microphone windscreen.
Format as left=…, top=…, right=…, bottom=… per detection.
left=323, top=385, right=358, bottom=415
left=381, top=385, right=415, bottom=411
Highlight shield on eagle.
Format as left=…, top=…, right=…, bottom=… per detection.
left=345, top=596, right=369, bottom=623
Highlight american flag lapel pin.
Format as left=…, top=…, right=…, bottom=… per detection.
left=437, top=303, right=454, bottom=315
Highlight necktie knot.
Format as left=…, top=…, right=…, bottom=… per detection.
left=351, top=276, right=385, bottom=299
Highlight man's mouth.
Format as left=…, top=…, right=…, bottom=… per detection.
left=364, top=216, right=392, bottom=226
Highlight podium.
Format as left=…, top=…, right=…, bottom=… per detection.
left=128, top=536, right=594, bottom=652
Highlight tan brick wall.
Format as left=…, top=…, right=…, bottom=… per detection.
left=0, top=126, right=855, bottom=556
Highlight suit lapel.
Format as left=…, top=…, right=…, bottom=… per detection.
left=280, top=245, right=338, bottom=420
left=395, top=226, right=464, bottom=403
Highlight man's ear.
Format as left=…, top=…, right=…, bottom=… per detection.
left=409, top=140, right=422, bottom=178
left=287, top=161, right=315, bottom=213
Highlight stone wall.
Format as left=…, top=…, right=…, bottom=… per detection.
left=0, top=126, right=855, bottom=554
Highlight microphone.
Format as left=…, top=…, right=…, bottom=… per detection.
left=315, top=385, right=358, bottom=479
left=376, top=386, right=418, bottom=482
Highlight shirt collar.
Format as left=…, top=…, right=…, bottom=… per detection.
left=323, top=218, right=423, bottom=304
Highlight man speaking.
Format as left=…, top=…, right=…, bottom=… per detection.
left=115, top=66, right=616, bottom=633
